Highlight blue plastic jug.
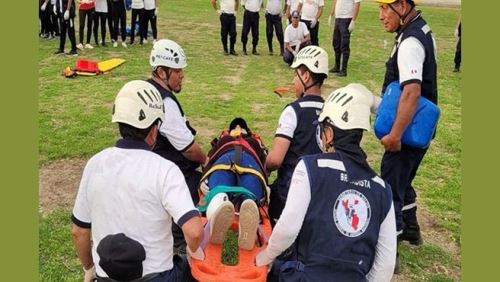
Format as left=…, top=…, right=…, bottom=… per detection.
left=374, top=81, right=440, bottom=149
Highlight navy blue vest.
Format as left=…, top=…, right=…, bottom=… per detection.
left=147, top=79, right=199, bottom=173
left=292, top=152, right=392, bottom=281
left=274, top=95, right=323, bottom=197
left=382, top=14, right=438, bottom=105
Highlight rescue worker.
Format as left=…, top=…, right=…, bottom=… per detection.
left=256, top=83, right=397, bottom=282
left=376, top=0, right=438, bottom=273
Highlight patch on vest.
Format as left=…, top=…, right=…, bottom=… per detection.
left=333, top=189, right=371, bottom=237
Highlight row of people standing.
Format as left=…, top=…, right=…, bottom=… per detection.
left=212, top=0, right=359, bottom=78
left=40, top=0, right=159, bottom=56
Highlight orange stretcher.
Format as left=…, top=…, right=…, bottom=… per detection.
left=190, top=207, right=272, bottom=282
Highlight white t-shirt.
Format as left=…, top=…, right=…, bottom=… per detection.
left=94, top=0, right=108, bottom=13
left=335, top=0, right=361, bottom=19
left=287, top=0, right=300, bottom=14
left=299, top=0, right=324, bottom=21
left=394, top=35, right=434, bottom=85
left=72, top=142, right=198, bottom=277
left=266, top=0, right=282, bottom=15
left=258, top=160, right=397, bottom=281
left=284, top=22, right=310, bottom=46
left=220, top=0, right=237, bottom=14
left=131, top=0, right=144, bottom=9
left=242, top=0, right=262, bottom=12
left=159, top=98, right=195, bottom=151
left=144, top=0, right=156, bottom=10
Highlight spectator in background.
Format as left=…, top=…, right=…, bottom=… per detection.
left=130, top=0, right=145, bottom=45
left=265, top=0, right=285, bottom=56
left=282, top=10, right=310, bottom=65
left=143, top=0, right=159, bottom=43
left=297, top=0, right=324, bottom=46
left=453, top=14, right=461, bottom=72
left=112, top=0, right=128, bottom=47
left=77, top=0, right=95, bottom=50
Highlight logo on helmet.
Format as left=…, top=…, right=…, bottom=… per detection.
left=139, top=109, right=146, bottom=121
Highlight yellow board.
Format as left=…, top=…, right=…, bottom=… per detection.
left=98, top=58, right=126, bottom=73
left=76, top=71, right=98, bottom=76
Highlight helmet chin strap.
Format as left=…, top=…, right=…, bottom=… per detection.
left=388, top=1, right=413, bottom=29
left=154, top=67, right=174, bottom=92
left=295, top=69, right=318, bottom=97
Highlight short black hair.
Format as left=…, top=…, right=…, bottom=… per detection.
left=118, top=121, right=158, bottom=141
left=298, top=65, right=327, bottom=87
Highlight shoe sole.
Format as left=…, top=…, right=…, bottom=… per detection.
left=209, top=202, right=234, bottom=245
left=238, top=200, right=259, bottom=250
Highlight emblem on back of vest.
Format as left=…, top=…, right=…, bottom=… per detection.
left=333, top=189, right=371, bottom=237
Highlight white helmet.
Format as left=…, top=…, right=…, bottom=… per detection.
left=318, top=83, right=375, bottom=131
left=112, top=80, right=165, bottom=129
left=150, top=39, right=187, bottom=69
left=291, top=45, right=329, bottom=77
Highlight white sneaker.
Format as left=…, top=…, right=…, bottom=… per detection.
left=76, top=43, right=84, bottom=50
left=121, top=42, right=127, bottom=48
left=238, top=199, right=259, bottom=250
left=143, top=39, right=148, bottom=44
left=113, top=41, right=118, bottom=48
left=153, top=39, right=158, bottom=44
left=85, top=43, right=94, bottom=49
left=209, top=201, right=234, bottom=245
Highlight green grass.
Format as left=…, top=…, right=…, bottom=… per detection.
left=39, top=1, right=461, bottom=281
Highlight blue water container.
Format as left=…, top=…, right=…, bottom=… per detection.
left=374, top=81, right=440, bottom=149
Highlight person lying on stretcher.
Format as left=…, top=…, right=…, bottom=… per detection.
left=197, top=117, right=268, bottom=250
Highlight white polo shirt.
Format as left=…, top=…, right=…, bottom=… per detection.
left=159, top=98, right=195, bottom=152
left=334, top=0, right=361, bottom=19
left=220, top=0, right=237, bottom=14
left=72, top=139, right=199, bottom=277
left=299, top=0, right=324, bottom=21
left=284, top=22, right=309, bottom=46
left=94, top=0, right=108, bottom=13
left=131, top=0, right=145, bottom=9
left=396, top=35, right=433, bottom=85
left=242, top=0, right=262, bottom=12
left=144, top=0, right=156, bottom=10
left=266, top=0, right=282, bottom=15
left=287, top=0, right=300, bottom=14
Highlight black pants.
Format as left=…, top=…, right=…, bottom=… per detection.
left=241, top=9, right=260, bottom=49
left=220, top=13, right=237, bottom=52
left=107, top=0, right=115, bottom=40
left=381, top=144, right=428, bottom=232
left=93, top=12, right=108, bottom=44
left=79, top=8, right=94, bottom=44
left=130, top=8, right=144, bottom=43
left=112, top=0, right=127, bottom=42
left=454, top=36, right=461, bottom=69
left=265, top=13, right=284, bottom=53
left=283, top=41, right=310, bottom=65
left=143, top=8, right=158, bottom=40
left=40, top=6, right=50, bottom=35
left=59, top=16, right=77, bottom=52
left=301, top=19, right=319, bottom=46
left=48, top=4, right=60, bottom=35
left=332, top=18, right=352, bottom=69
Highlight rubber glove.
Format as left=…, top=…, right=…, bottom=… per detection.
left=64, top=10, right=70, bottom=20
left=53, top=4, right=57, bottom=15
left=41, top=2, right=47, bottom=11
left=187, top=246, right=205, bottom=260
left=310, top=18, right=317, bottom=28
left=155, top=8, right=158, bottom=16
left=348, top=20, right=355, bottom=32
left=83, top=265, right=96, bottom=282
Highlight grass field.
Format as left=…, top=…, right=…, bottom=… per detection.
left=39, top=1, right=461, bottom=281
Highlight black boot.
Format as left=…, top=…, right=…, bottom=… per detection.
left=223, top=47, right=229, bottom=56
left=400, top=222, right=423, bottom=245
left=230, top=49, right=238, bottom=56
left=394, top=251, right=401, bottom=274
left=329, top=54, right=341, bottom=73
left=243, top=45, right=248, bottom=55
left=453, top=65, right=460, bottom=72
left=337, top=55, right=348, bottom=77
left=252, top=45, right=260, bottom=55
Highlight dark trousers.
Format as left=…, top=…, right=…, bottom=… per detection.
left=144, top=9, right=158, bottom=40
left=48, top=4, right=60, bottom=35
left=112, top=0, right=127, bottom=41
left=130, top=8, right=144, bottom=43
left=265, top=13, right=284, bottom=53
left=172, top=169, right=202, bottom=254
left=301, top=19, right=319, bottom=46
left=220, top=13, right=237, bottom=52
left=107, top=0, right=115, bottom=40
left=241, top=9, right=260, bottom=49
left=332, top=18, right=352, bottom=70
left=93, top=12, right=108, bottom=44
left=454, top=36, right=461, bottom=69
left=40, top=6, right=50, bottom=35
left=79, top=8, right=94, bottom=44
left=59, top=16, right=77, bottom=52
left=381, top=145, right=428, bottom=232
left=283, top=41, right=310, bottom=65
